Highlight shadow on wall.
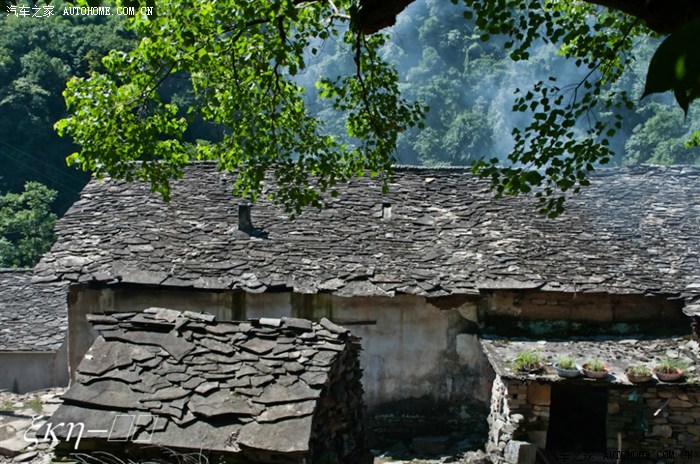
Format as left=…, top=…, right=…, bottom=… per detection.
left=0, top=342, right=68, bottom=393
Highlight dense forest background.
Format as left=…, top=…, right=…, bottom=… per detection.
left=301, top=0, right=700, bottom=167
left=1, top=0, right=699, bottom=266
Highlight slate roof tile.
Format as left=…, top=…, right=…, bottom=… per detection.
left=0, top=269, right=67, bottom=351
left=50, top=308, right=362, bottom=461
left=36, top=163, right=700, bottom=302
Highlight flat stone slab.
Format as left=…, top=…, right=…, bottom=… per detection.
left=61, top=380, right=143, bottom=410
left=256, top=400, right=316, bottom=423
left=238, top=415, right=313, bottom=453
left=0, top=437, right=28, bottom=457
left=254, top=381, right=321, bottom=405
left=188, top=391, right=262, bottom=418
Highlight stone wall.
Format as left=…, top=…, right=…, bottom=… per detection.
left=487, top=376, right=532, bottom=463
left=607, top=386, right=700, bottom=453
left=488, top=377, right=700, bottom=462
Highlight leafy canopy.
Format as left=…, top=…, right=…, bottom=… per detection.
left=55, top=0, right=700, bottom=216
left=0, top=182, right=57, bottom=268
left=56, top=0, right=425, bottom=214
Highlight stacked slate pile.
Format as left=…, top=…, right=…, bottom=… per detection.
left=50, top=308, right=369, bottom=464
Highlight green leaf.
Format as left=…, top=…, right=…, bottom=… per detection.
left=642, top=17, right=700, bottom=113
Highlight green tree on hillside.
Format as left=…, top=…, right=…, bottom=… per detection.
left=0, top=7, right=132, bottom=214
left=0, top=182, right=57, bottom=268
left=624, top=104, right=700, bottom=166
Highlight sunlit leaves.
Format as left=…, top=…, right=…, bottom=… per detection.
left=56, top=0, right=424, bottom=214
left=461, top=0, right=646, bottom=216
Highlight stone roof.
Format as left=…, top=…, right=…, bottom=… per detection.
left=0, top=269, right=67, bottom=352
left=49, top=308, right=364, bottom=462
left=35, top=163, right=700, bottom=300
left=481, top=335, right=700, bottom=385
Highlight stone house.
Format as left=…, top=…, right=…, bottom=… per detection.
left=0, top=269, right=68, bottom=393
left=34, top=163, right=700, bottom=456
left=483, top=334, right=700, bottom=462
left=49, top=308, right=368, bottom=463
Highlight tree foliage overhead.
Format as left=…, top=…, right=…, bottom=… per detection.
left=0, top=182, right=57, bottom=268
left=56, top=0, right=425, bottom=213
left=55, top=0, right=700, bottom=216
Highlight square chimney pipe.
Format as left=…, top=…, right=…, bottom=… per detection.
left=239, top=204, right=253, bottom=232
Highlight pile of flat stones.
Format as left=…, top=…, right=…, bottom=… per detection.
left=50, top=308, right=369, bottom=463
left=0, top=388, right=64, bottom=463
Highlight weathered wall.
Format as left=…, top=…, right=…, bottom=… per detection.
left=67, top=285, right=492, bottom=414
left=488, top=378, right=700, bottom=461
left=608, top=386, right=700, bottom=452
left=486, top=375, right=533, bottom=463
left=483, top=291, right=686, bottom=326
left=0, top=344, right=68, bottom=393
left=67, top=285, right=685, bottom=419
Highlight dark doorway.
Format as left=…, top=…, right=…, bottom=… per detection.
left=547, top=384, right=608, bottom=452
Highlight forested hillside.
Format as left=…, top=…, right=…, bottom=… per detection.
left=303, top=0, right=700, bottom=167
left=1, top=0, right=698, bottom=266
left=0, top=7, right=133, bottom=214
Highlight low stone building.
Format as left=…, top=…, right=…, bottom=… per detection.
left=0, top=269, right=68, bottom=393
left=50, top=308, right=368, bottom=463
left=483, top=334, right=700, bottom=462
left=33, top=163, right=700, bottom=454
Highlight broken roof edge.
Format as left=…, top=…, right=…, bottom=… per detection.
left=85, top=306, right=349, bottom=334
left=480, top=336, right=700, bottom=386
left=42, top=270, right=694, bottom=304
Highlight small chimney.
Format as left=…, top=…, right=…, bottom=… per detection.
left=239, top=204, right=253, bottom=232
left=382, top=202, right=392, bottom=220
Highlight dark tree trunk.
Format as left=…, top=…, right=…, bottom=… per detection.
left=358, top=0, right=416, bottom=34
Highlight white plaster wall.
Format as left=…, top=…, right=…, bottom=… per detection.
left=327, top=294, right=457, bottom=408
left=0, top=350, right=68, bottom=393
left=68, top=286, right=490, bottom=411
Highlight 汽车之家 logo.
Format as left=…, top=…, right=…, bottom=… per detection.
left=5, top=3, right=154, bottom=16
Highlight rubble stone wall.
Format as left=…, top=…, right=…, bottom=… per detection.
left=488, top=377, right=700, bottom=462
left=607, top=386, right=700, bottom=453
left=486, top=376, right=533, bottom=463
